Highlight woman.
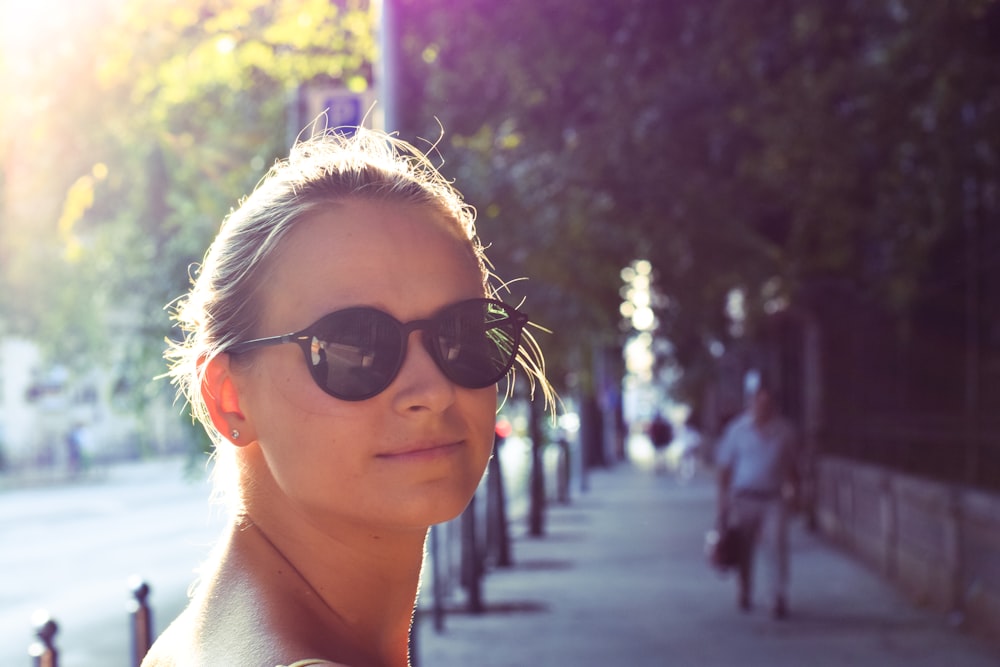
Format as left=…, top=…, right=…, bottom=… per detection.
left=145, top=128, right=552, bottom=666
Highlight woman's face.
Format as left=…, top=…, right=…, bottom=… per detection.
left=231, top=199, right=496, bottom=533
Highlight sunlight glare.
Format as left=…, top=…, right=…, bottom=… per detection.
left=1, top=0, right=71, bottom=55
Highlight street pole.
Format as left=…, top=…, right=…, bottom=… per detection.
left=376, top=0, right=398, bottom=133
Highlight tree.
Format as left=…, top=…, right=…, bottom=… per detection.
left=391, top=0, right=1000, bottom=421
left=1, top=0, right=377, bottom=448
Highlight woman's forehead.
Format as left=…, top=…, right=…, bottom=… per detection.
left=256, top=201, right=485, bottom=321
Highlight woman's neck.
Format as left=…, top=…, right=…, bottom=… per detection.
left=238, top=494, right=426, bottom=666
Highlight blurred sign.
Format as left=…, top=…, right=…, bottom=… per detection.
left=303, top=84, right=378, bottom=133
left=324, top=91, right=362, bottom=127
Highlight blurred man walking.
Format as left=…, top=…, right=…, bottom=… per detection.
left=716, top=371, right=799, bottom=619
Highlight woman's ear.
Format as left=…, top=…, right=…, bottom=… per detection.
left=201, top=353, right=254, bottom=446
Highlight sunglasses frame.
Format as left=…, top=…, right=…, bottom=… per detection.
left=226, top=298, right=529, bottom=401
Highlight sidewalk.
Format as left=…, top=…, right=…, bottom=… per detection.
left=414, top=461, right=1000, bottom=667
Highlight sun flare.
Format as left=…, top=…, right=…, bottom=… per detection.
left=1, top=0, right=67, bottom=55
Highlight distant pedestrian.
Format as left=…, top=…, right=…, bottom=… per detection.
left=715, top=371, right=799, bottom=619
left=675, top=415, right=703, bottom=481
left=65, top=423, right=84, bottom=478
left=648, top=412, right=674, bottom=474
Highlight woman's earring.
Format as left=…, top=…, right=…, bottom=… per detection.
left=231, top=429, right=240, bottom=440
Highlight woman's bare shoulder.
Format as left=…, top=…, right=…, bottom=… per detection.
left=143, top=526, right=352, bottom=667
left=139, top=609, right=193, bottom=666
left=143, top=606, right=333, bottom=667
left=141, top=528, right=271, bottom=665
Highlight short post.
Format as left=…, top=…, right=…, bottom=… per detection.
left=428, top=524, right=447, bottom=632
left=555, top=438, right=571, bottom=504
left=945, top=488, right=965, bottom=626
left=484, top=436, right=512, bottom=568
left=128, top=577, right=153, bottom=667
left=460, top=494, right=483, bottom=613
left=527, top=437, right=546, bottom=537
left=408, top=611, right=419, bottom=667
left=28, top=611, right=59, bottom=667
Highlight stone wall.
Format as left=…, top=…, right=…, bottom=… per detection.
left=816, top=456, right=1000, bottom=640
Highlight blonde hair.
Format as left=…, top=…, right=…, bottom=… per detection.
left=165, top=128, right=552, bottom=508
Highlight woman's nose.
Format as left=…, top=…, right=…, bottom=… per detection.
left=389, top=332, right=456, bottom=413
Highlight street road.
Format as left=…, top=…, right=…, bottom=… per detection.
left=0, top=457, right=227, bottom=667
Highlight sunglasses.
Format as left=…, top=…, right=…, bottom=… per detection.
left=226, top=298, right=529, bottom=401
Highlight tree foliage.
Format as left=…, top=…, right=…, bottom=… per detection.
left=394, top=0, right=1000, bottom=406
left=1, top=0, right=374, bottom=391
left=2, top=0, right=997, bottom=435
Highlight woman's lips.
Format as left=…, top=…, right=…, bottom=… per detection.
left=376, top=440, right=464, bottom=460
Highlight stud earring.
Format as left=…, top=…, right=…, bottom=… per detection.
left=231, top=429, right=240, bottom=440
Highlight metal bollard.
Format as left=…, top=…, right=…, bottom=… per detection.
left=408, top=611, right=419, bottom=667
left=28, top=611, right=59, bottom=667
left=429, top=524, right=446, bottom=633
left=484, top=447, right=512, bottom=568
left=528, top=438, right=546, bottom=536
left=555, top=438, right=571, bottom=504
left=459, top=494, right=483, bottom=613
left=128, top=577, right=153, bottom=667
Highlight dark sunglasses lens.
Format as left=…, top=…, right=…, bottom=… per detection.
left=307, top=309, right=404, bottom=400
left=432, top=300, right=523, bottom=388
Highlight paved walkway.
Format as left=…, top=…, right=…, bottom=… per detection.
left=414, top=461, right=1000, bottom=667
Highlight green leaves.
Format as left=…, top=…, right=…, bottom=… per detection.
left=3, top=0, right=996, bottom=420
left=393, top=0, right=1000, bottom=400
left=0, top=0, right=375, bottom=398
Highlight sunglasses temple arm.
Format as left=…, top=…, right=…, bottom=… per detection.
left=228, top=332, right=306, bottom=354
